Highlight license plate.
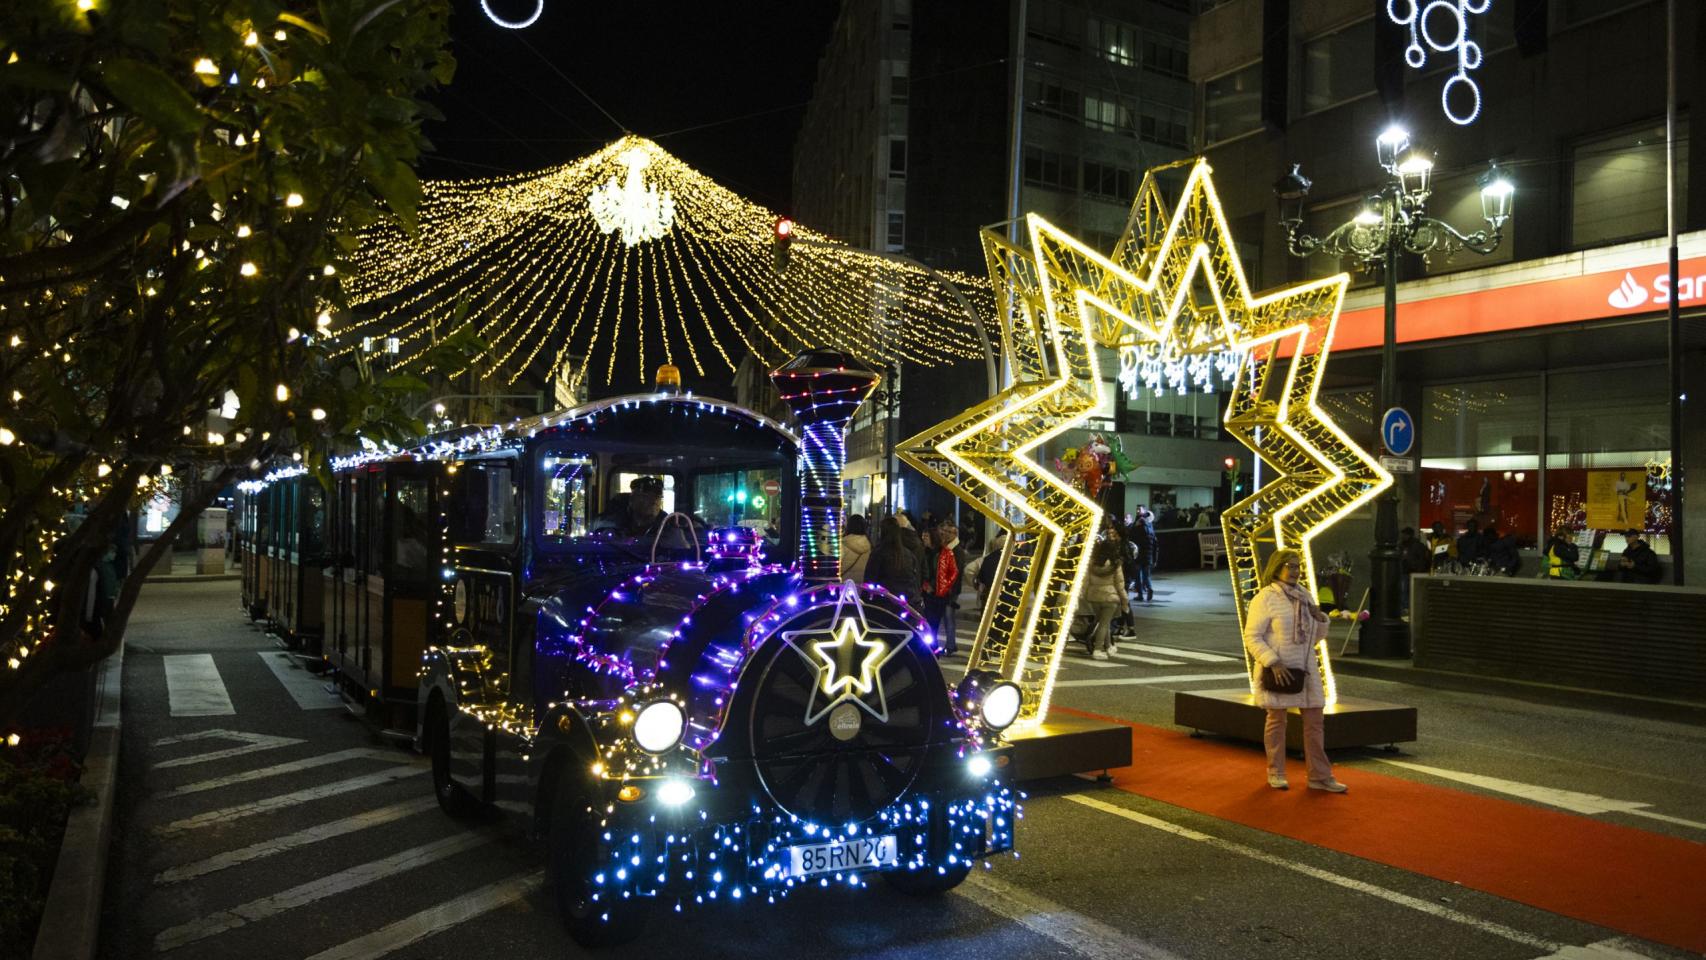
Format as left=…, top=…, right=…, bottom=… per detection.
left=787, top=835, right=898, bottom=877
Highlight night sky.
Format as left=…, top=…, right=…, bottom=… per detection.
left=421, top=0, right=841, bottom=212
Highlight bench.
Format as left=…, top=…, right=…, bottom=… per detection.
left=1198, top=531, right=1226, bottom=569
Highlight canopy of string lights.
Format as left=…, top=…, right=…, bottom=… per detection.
left=341, top=136, right=993, bottom=392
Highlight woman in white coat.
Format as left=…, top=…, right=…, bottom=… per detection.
left=1242, top=548, right=1348, bottom=793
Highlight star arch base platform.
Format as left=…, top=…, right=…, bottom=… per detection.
left=1173, top=690, right=1417, bottom=751
left=1005, top=716, right=1134, bottom=782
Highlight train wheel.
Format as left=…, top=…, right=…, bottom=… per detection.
left=549, top=767, right=650, bottom=947
left=882, top=861, right=973, bottom=896
left=426, top=698, right=481, bottom=820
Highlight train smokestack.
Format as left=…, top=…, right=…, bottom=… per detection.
left=770, top=351, right=878, bottom=583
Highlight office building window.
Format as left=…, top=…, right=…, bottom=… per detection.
left=1558, top=0, right=1648, bottom=26
left=1139, top=104, right=1190, bottom=149
left=1027, top=4, right=1080, bottom=50
left=1023, top=146, right=1078, bottom=191
left=1143, top=33, right=1189, bottom=79
left=888, top=137, right=908, bottom=180
left=1088, top=16, right=1138, bottom=66
left=1571, top=119, right=1688, bottom=247
left=1301, top=18, right=1375, bottom=114
left=1083, top=161, right=1134, bottom=201
left=1028, top=75, right=1080, bottom=120
left=1083, top=94, right=1135, bottom=135
left=1203, top=62, right=1262, bottom=144
left=890, top=65, right=909, bottom=105
left=886, top=210, right=905, bottom=250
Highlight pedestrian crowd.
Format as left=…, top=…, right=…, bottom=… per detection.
left=1406, top=518, right=1664, bottom=588
left=845, top=504, right=1165, bottom=661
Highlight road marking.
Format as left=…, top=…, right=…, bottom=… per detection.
left=162, top=654, right=235, bottom=717
left=1108, top=651, right=1187, bottom=666
left=259, top=651, right=342, bottom=710
left=1060, top=656, right=1127, bottom=670
left=303, top=870, right=543, bottom=960
left=1529, top=939, right=1660, bottom=959
left=157, top=748, right=413, bottom=798
left=1065, top=793, right=1563, bottom=952
left=1054, top=673, right=1246, bottom=688
left=153, top=766, right=426, bottom=837
left=151, top=729, right=304, bottom=769
left=1123, top=643, right=1240, bottom=662
left=1376, top=760, right=1706, bottom=832
left=155, top=796, right=439, bottom=884
left=956, top=870, right=1187, bottom=960
left=153, top=831, right=496, bottom=952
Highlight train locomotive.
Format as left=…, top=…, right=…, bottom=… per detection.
left=396, top=352, right=1021, bottom=945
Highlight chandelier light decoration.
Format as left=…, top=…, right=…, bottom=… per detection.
left=345, top=137, right=989, bottom=391
left=1387, top=0, right=1492, bottom=125
left=588, top=147, right=676, bottom=247
left=904, top=159, right=1390, bottom=720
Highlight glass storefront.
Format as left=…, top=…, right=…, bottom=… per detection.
left=1410, top=365, right=1672, bottom=557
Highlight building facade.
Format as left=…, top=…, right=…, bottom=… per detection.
left=1190, top=0, right=1704, bottom=584
left=793, top=0, right=1244, bottom=532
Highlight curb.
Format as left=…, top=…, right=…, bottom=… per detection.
left=31, top=641, right=122, bottom=960
left=1331, top=656, right=1706, bottom=726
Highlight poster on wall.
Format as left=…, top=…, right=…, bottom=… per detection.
left=1585, top=470, right=1647, bottom=529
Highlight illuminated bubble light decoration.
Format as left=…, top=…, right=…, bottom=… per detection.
left=905, top=159, right=1390, bottom=719
left=1387, top=0, right=1492, bottom=125
left=344, top=137, right=990, bottom=392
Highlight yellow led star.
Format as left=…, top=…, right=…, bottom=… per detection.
left=781, top=581, right=910, bottom=723
left=811, top=618, right=887, bottom=698
left=899, top=218, right=1114, bottom=729
left=903, top=157, right=1389, bottom=719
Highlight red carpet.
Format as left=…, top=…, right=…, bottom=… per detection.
left=1057, top=707, right=1706, bottom=954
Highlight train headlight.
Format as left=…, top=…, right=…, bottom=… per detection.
left=631, top=700, right=686, bottom=754
left=980, top=682, right=1023, bottom=731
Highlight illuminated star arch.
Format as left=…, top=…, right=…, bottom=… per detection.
left=904, top=159, right=1390, bottom=720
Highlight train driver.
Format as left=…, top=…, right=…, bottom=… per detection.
left=595, top=475, right=667, bottom=537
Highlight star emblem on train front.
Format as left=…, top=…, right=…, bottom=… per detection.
left=781, top=581, right=910, bottom=725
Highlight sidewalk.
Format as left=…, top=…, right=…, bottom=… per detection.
left=960, top=568, right=1706, bottom=724
left=141, top=550, right=241, bottom=583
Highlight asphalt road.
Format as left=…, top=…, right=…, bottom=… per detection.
left=98, top=577, right=1705, bottom=960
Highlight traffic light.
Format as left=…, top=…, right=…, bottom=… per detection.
left=1223, top=456, right=1236, bottom=471
left=772, top=216, right=794, bottom=271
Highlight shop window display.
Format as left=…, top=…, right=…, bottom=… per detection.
left=1542, top=365, right=1672, bottom=568
left=1419, top=378, right=1541, bottom=547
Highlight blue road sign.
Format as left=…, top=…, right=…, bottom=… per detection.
left=1381, top=407, right=1415, bottom=457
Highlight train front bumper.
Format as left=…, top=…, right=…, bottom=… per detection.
left=584, top=757, right=1018, bottom=907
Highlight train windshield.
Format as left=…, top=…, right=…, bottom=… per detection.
left=534, top=445, right=787, bottom=560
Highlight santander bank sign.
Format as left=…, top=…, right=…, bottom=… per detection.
left=1331, top=249, right=1706, bottom=352
left=1607, top=268, right=1706, bottom=310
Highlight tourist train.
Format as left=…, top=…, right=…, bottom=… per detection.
left=235, top=352, right=1020, bottom=946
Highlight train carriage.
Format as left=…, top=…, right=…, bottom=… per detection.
left=237, top=473, right=327, bottom=652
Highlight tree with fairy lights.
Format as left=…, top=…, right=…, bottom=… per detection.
left=0, top=0, right=476, bottom=727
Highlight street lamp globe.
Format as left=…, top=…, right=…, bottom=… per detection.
left=1376, top=124, right=1411, bottom=171
left=1395, top=150, right=1435, bottom=199
left=1271, top=163, right=1312, bottom=230
left=1479, top=163, right=1515, bottom=228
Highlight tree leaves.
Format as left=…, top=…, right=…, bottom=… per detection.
left=97, top=59, right=204, bottom=137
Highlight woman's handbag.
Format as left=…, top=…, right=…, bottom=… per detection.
left=1259, top=663, right=1306, bottom=694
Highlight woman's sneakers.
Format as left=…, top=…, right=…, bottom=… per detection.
left=1266, top=773, right=1289, bottom=790
left=1092, top=649, right=1110, bottom=661
left=1308, top=778, right=1349, bottom=793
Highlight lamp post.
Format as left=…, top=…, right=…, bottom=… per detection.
left=1273, top=124, right=1514, bottom=658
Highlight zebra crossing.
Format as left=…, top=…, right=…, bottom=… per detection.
left=132, top=652, right=544, bottom=960
left=941, top=636, right=1249, bottom=691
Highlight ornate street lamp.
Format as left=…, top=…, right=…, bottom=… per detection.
left=1272, top=126, right=1514, bottom=658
